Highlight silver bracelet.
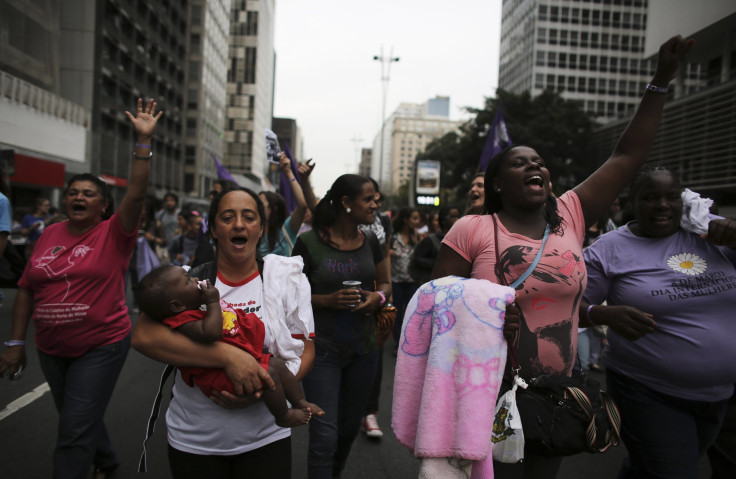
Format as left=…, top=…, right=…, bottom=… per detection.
left=133, top=151, right=153, bottom=160
left=4, top=340, right=25, bottom=347
left=646, top=83, right=669, bottom=94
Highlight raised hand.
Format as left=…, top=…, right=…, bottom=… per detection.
left=298, top=159, right=315, bottom=181
left=124, top=98, right=163, bottom=139
left=653, top=35, right=694, bottom=84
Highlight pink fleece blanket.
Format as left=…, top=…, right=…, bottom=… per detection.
left=392, top=276, right=514, bottom=478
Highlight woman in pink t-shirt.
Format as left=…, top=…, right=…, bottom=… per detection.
left=432, top=36, right=693, bottom=479
left=0, top=99, right=162, bottom=479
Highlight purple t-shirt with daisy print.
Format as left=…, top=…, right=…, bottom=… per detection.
left=584, top=224, right=736, bottom=401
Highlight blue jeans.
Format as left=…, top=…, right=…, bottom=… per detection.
left=607, top=369, right=729, bottom=479
left=37, top=334, right=131, bottom=479
left=392, top=281, right=418, bottom=345
left=302, top=348, right=379, bottom=479
left=577, top=329, right=602, bottom=370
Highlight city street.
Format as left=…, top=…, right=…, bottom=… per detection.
left=0, top=287, right=712, bottom=478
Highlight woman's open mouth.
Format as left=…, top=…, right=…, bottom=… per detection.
left=524, top=175, right=545, bottom=191
left=231, top=236, right=248, bottom=248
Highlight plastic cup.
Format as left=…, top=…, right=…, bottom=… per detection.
left=342, top=280, right=362, bottom=308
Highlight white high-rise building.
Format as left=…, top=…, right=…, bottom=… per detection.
left=498, top=0, right=704, bottom=123
left=371, top=96, right=460, bottom=195
left=223, top=0, right=276, bottom=189
left=183, top=0, right=230, bottom=200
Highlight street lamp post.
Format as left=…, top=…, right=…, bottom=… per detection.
left=373, top=47, right=399, bottom=191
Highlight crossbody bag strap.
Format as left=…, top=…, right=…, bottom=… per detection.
left=493, top=215, right=550, bottom=371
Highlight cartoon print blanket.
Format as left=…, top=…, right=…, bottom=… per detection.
left=392, top=276, right=514, bottom=478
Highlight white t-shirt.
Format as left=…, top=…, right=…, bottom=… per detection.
left=166, top=271, right=296, bottom=454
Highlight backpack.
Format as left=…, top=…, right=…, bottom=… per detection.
left=408, top=232, right=442, bottom=286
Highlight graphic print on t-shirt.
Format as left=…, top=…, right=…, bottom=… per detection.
left=666, top=252, right=707, bottom=276
left=33, top=244, right=94, bottom=323
left=497, top=245, right=586, bottom=376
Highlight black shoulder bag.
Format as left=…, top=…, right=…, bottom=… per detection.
left=493, top=216, right=621, bottom=457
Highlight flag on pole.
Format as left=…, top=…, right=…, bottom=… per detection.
left=279, top=142, right=300, bottom=214
left=212, top=155, right=239, bottom=184
left=478, top=102, right=512, bottom=172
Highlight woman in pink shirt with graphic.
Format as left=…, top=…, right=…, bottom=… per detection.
left=0, top=99, right=162, bottom=479
left=432, top=36, right=692, bottom=479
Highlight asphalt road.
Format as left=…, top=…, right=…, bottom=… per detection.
left=0, top=287, right=713, bottom=478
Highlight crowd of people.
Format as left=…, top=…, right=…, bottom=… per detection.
left=0, top=34, right=734, bottom=479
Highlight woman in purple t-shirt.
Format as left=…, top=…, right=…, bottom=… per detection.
left=432, top=36, right=693, bottom=479
left=582, top=166, right=736, bottom=479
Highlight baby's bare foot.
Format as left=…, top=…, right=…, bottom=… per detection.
left=294, top=399, right=325, bottom=417
left=275, top=408, right=312, bottom=427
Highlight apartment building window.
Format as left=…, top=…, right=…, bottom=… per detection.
left=246, top=11, right=258, bottom=36
left=600, top=56, right=608, bottom=72
left=589, top=55, right=598, bottom=72
left=535, top=73, right=544, bottom=89
left=602, top=11, right=611, bottom=27
left=536, top=50, right=545, bottom=66
left=561, top=7, right=569, bottom=23
left=548, top=51, right=557, bottom=67
left=582, top=9, right=590, bottom=25
left=191, top=5, right=202, bottom=26
left=244, top=47, right=256, bottom=83
left=559, top=52, right=567, bottom=68
left=550, top=6, right=559, bottom=22
left=560, top=30, right=568, bottom=46
left=190, top=34, right=200, bottom=54
left=549, top=29, right=558, bottom=45
left=581, top=31, right=589, bottom=47
left=570, top=30, right=578, bottom=46
left=579, top=54, right=588, bottom=70
left=571, top=8, right=580, bottom=24
left=538, top=28, right=547, bottom=44
left=569, top=53, right=577, bottom=69
left=610, top=57, right=618, bottom=72
left=538, top=4, right=547, bottom=21
left=601, top=33, right=609, bottom=49
left=591, top=33, right=599, bottom=48
left=567, top=76, right=576, bottom=92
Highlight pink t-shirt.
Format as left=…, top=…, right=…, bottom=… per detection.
left=18, top=213, right=137, bottom=356
left=443, top=191, right=587, bottom=377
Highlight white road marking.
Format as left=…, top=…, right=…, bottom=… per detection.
left=0, top=383, right=50, bottom=421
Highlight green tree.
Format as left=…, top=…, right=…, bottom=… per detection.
left=418, top=89, right=598, bottom=206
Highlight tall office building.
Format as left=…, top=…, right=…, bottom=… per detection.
left=223, top=0, right=276, bottom=190
left=590, top=1, right=736, bottom=214
left=1, top=0, right=190, bottom=205
left=183, top=0, right=230, bottom=200
left=371, top=96, right=460, bottom=195
left=498, top=0, right=704, bottom=122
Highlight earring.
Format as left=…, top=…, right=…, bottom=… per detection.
left=346, top=207, right=351, bottom=213
left=496, top=188, right=502, bottom=193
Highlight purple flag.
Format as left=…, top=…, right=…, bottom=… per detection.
left=478, top=101, right=512, bottom=172
left=279, top=142, right=300, bottom=214
left=212, top=155, right=239, bottom=184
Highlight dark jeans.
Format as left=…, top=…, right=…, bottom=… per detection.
left=493, top=453, right=563, bottom=479
left=302, top=348, right=379, bottom=479
left=391, top=281, right=418, bottom=345
left=167, top=437, right=291, bottom=479
left=607, top=369, right=729, bottom=479
left=37, top=334, right=130, bottom=479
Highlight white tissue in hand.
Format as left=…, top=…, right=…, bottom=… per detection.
left=197, top=280, right=207, bottom=290
left=680, top=189, right=713, bottom=235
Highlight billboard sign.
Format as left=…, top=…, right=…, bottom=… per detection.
left=415, top=159, right=440, bottom=195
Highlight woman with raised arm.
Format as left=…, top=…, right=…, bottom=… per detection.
left=0, top=98, right=162, bottom=479
left=431, top=36, right=692, bottom=479
left=258, top=152, right=308, bottom=257
left=131, top=185, right=314, bottom=479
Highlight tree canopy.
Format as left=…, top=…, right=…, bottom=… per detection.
left=417, top=89, right=599, bottom=208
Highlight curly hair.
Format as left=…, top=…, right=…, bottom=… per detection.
left=482, top=146, right=564, bottom=235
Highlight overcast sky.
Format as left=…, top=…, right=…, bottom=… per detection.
left=273, top=0, right=502, bottom=196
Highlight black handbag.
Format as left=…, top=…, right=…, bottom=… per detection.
left=508, top=348, right=622, bottom=456
left=493, top=215, right=621, bottom=457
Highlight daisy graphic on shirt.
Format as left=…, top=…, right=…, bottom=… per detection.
left=667, top=252, right=707, bottom=276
